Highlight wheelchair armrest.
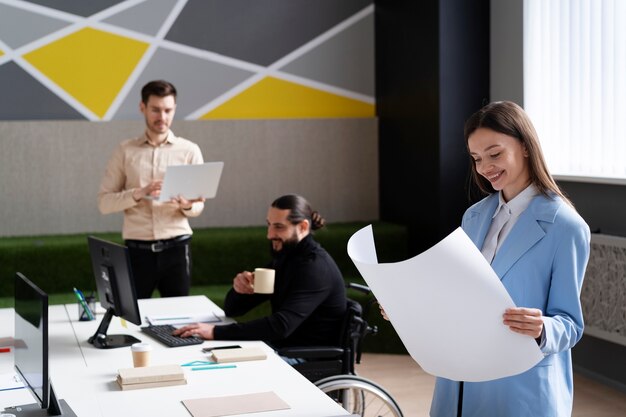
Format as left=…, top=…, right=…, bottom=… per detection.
left=346, top=282, right=372, bottom=295
left=277, top=346, right=344, bottom=359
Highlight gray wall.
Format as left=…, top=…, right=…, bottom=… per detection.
left=490, top=0, right=523, bottom=104
left=0, top=119, right=378, bottom=237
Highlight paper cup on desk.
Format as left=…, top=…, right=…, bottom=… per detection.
left=131, top=342, right=152, bottom=367
left=253, top=268, right=275, bottom=294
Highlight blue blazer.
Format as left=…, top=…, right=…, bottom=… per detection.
left=430, top=193, right=590, bottom=417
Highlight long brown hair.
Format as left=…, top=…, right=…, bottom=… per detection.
left=464, top=101, right=572, bottom=205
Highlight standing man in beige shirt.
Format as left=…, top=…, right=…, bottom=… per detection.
left=98, top=80, right=205, bottom=298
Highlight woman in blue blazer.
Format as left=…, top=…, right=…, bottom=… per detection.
left=429, top=101, right=590, bottom=417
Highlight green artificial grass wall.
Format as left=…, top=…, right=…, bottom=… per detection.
left=0, top=222, right=407, bottom=298
left=0, top=232, right=123, bottom=298
left=0, top=222, right=409, bottom=354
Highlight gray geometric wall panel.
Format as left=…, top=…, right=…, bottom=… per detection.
left=281, top=13, right=374, bottom=96
left=113, top=47, right=255, bottom=120
left=0, top=4, right=71, bottom=49
left=0, top=0, right=375, bottom=120
left=23, top=0, right=125, bottom=17
left=166, top=0, right=373, bottom=66
left=0, top=62, right=85, bottom=120
left=103, top=0, right=178, bottom=37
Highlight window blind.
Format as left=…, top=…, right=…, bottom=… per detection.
left=524, top=0, right=626, bottom=183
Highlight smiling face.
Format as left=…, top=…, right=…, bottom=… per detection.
left=140, top=94, right=176, bottom=137
left=468, top=127, right=531, bottom=202
left=266, top=207, right=309, bottom=253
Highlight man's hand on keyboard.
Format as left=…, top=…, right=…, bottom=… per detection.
left=173, top=323, right=215, bottom=340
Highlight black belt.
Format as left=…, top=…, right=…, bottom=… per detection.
left=125, top=235, right=191, bottom=253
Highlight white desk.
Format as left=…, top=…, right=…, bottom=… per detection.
left=1, top=296, right=348, bottom=417
left=0, top=305, right=85, bottom=410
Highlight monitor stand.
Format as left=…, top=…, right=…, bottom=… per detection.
left=3, top=400, right=77, bottom=417
left=87, top=307, right=141, bottom=349
left=4, top=385, right=77, bottom=417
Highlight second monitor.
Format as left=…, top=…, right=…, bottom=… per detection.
left=87, top=236, right=142, bottom=349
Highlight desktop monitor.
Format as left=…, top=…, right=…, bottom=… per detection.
left=6, top=272, right=76, bottom=417
left=87, top=236, right=142, bottom=349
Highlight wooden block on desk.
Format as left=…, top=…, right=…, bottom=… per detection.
left=117, top=364, right=184, bottom=385
left=211, top=347, right=267, bottom=363
left=116, top=375, right=187, bottom=391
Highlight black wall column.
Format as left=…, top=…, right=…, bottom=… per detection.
left=375, top=0, right=490, bottom=253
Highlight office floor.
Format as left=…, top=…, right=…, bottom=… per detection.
left=356, top=353, right=626, bottom=417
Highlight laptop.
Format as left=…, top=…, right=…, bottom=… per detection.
left=157, top=161, right=224, bottom=202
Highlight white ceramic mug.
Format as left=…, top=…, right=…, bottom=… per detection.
left=253, top=268, right=275, bottom=294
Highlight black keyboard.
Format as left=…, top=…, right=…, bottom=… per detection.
left=141, top=325, right=204, bottom=347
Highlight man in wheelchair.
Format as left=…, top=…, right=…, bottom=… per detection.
left=175, top=195, right=404, bottom=415
left=174, top=194, right=347, bottom=350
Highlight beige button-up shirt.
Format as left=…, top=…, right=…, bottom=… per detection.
left=98, top=130, right=204, bottom=241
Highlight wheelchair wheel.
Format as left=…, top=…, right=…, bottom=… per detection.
left=315, top=374, right=404, bottom=417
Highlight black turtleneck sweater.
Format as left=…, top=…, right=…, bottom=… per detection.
left=213, top=234, right=346, bottom=348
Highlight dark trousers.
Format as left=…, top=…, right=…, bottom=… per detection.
left=126, top=238, right=192, bottom=299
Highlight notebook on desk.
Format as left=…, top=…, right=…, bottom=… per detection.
left=182, top=391, right=290, bottom=417
left=145, top=312, right=221, bottom=326
left=117, top=364, right=187, bottom=390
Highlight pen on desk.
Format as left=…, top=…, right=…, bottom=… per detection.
left=202, top=345, right=241, bottom=353
left=191, top=364, right=237, bottom=371
left=181, top=360, right=216, bottom=367
left=72, top=287, right=94, bottom=320
left=73, top=287, right=94, bottom=320
left=79, top=289, right=95, bottom=320
left=0, top=347, right=10, bottom=353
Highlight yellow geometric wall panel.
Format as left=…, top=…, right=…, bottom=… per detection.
left=23, top=28, right=148, bottom=118
left=2, top=1, right=374, bottom=120
left=201, top=77, right=375, bottom=119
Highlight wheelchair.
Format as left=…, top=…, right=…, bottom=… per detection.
left=278, top=282, right=404, bottom=417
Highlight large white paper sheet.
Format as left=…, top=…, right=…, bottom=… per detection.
left=347, top=225, right=543, bottom=382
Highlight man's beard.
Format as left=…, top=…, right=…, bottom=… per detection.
left=144, top=114, right=169, bottom=135
left=148, top=120, right=168, bottom=134
left=269, top=233, right=299, bottom=258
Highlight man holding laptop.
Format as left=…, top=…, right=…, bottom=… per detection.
left=98, top=80, right=204, bottom=299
